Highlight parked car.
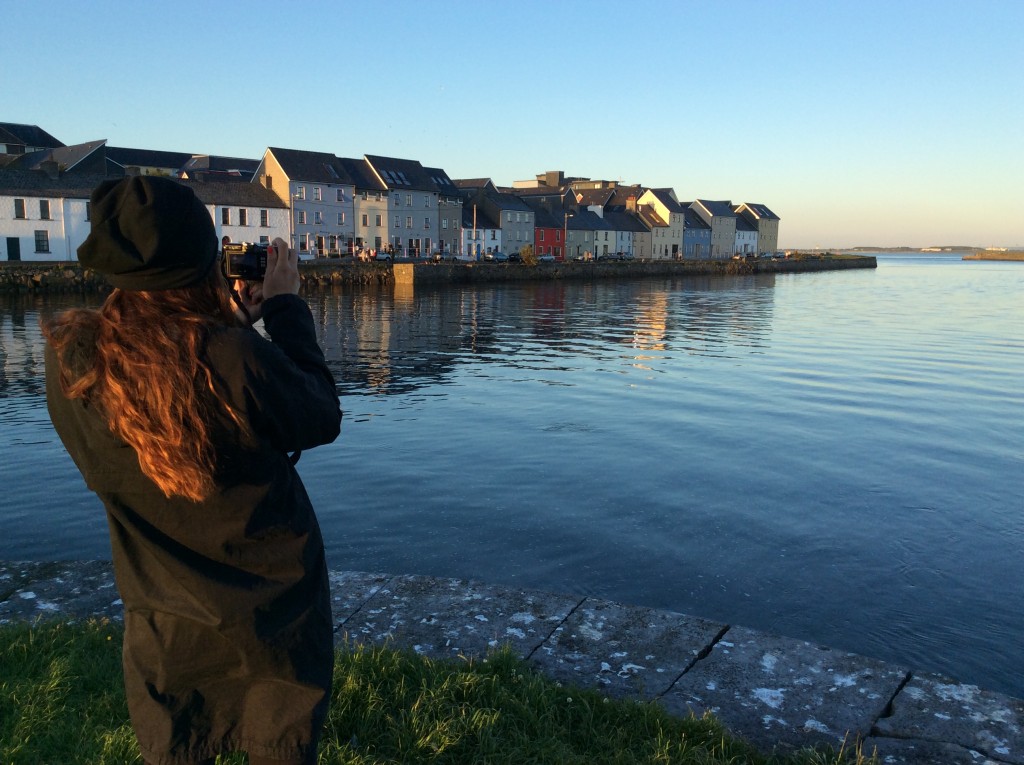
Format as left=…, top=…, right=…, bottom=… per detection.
left=538, top=253, right=556, bottom=263
left=374, top=251, right=393, bottom=262
left=508, top=252, right=522, bottom=263
left=490, top=251, right=508, bottom=262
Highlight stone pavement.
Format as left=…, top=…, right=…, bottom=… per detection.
left=2, top=560, right=1021, bottom=764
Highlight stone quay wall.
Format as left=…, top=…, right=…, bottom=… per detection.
left=0, top=255, right=876, bottom=294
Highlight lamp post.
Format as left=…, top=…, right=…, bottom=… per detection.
left=563, top=211, right=574, bottom=262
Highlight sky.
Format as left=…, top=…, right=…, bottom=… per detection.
left=6, top=0, right=1023, bottom=249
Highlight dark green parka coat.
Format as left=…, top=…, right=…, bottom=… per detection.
left=46, top=294, right=342, bottom=765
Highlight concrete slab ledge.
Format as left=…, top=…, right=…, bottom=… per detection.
left=1, top=561, right=1020, bottom=764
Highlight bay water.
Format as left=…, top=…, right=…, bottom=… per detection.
left=2, top=253, right=1022, bottom=697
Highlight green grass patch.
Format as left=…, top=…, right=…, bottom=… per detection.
left=0, top=620, right=876, bottom=764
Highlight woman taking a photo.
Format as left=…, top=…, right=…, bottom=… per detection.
left=44, top=176, right=342, bottom=765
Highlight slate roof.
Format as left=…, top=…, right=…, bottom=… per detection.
left=453, top=178, right=493, bottom=191
left=634, top=204, right=666, bottom=229
left=682, top=207, right=711, bottom=230
left=603, top=209, right=649, bottom=233
left=181, top=154, right=260, bottom=178
left=337, top=157, right=387, bottom=193
left=739, top=203, right=779, bottom=220
left=462, top=204, right=498, bottom=229
left=267, top=147, right=355, bottom=185
left=423, top=166, right=461, bottom=200
left=179, top=178, right=286, bottom=208
left=647, top=188, right=685, bottom=213
left=521, top=198, right=562, bottom=229
left=0, top=168, right=105, bottom=198
left=107, top=146, right=193, bottom=172
left=365, top=155, right=438, bottom=193
left=0, top=123, right=64, bottom=149
left=735, top=214, right=757, bottom=232
left=575, top=188, right=615, bottom=208
left=694, top=199, right=736, bottom=218
left=565, top=208, right=612, bottom=232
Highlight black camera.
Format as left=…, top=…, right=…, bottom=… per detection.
left=222, top=242, right=269, bottom=280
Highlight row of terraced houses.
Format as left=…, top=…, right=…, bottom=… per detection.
left=0, top=122, right=779, bottom=264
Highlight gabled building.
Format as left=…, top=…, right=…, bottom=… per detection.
left=460, top=185, right=534, bottom=256
left=337, top=157, right=389, bottom=255
left=681, top=205, right=711, bottom=259
left=736, top=203, right=780, bottom=256
left=186, top=179, right=289, bottom=250
left=462, top=204, right=500, bottom=260
left=366, top=155, right=445, bottom=258
left=522, top=200, right=565, bottom=260
left=690, top=199, right=738, bottom=259
left=424, top=166, right=463, bottom=257
left=638, top=188, right=685, bottom=259
left=633, top=203, right=666, bottom=262
left=255, top=147, right=356, bottom=256
left=603, top=208, right=648, bottom=259
left=564, top=208, right=609, bottom=261
left=735, top=213, right=758, bottom=256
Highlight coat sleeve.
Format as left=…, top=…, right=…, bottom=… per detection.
left=212, top=294, right=341, bottom=453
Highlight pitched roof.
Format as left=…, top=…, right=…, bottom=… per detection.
left=462, top=204, right=498, bottom=229
left=0, top=168, right=105, bottom=197
left=635, top=204, right=666, bottom=229
left=694, top=199, right=736, bottom=217
left=106, top=146, right=193, bottom=172
left=364, top=155, right=438, bottom=193
left=179, top=178, right=286, bottom=208
left=575, top=188, right=615, bottom=208
left=647, top=188, right=685, bottom=213
left=453, top=178, right=493, bottom=191
left=735, top=214, right=757, bottom=232
left=266, top=147, right=355, bottom=184
left=682, top=207, right=710, bottom=230
left=422, top=166, right=461, bottom=200
left=336, top=157, right=387, bottom=192
left=603, top=209, right=649, bottom=233
left=739, top=202, right=779, bottom=220
left=521, top=198, right=562, bottom=228
left=0, top=122, right=64, bottom=149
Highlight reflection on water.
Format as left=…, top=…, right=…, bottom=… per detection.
left=2, top=259, right=1024, bottom=699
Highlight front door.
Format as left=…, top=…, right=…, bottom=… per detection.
left=6, top=237, right=20, bottom=261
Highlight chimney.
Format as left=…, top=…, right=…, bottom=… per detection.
left=626, top=195, right=636, bottom=213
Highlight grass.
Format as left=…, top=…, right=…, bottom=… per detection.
left=0, top=620, right=877, bottom=765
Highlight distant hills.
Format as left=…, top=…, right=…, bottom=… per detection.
left=843, top=246, right=1023, bottom=253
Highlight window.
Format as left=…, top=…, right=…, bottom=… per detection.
left=406, top=216, right=413, bottom=228
left=260, top=209, right=268, bottom=227
left=424, top=217, right=430, bottom=229
left=239, top=208, right=248, bottom=226
left=34, top=230, right=50, bottom=253
left=295, top=186, right=306, bottom=201
left=299, top=234, right=308, bottom=252
left=221, top=208, right=231, bottom=225
left=361, top=191, right=368, bottom=201
left=14, top=199, right=25, bottom=219
left=539, top=230, right=545, bottom=241
left=361, top=214, right=369, bottom=226
left=424, top=195, right=430, bottom=207
left=506, top=212, right=512, bottom=222
left=405, top=194, right=412, bottom=207
left=442, top=218, right=448, bottom=230
left=296, top=210, right=306, bottom=225
left=314, top=211, right=323, bottom=224
left=395, top=217, right=401, bottom=228
left=338, top=212, right=346, bottom=225
left=259, top=235, right=269, bottom=244
left=40, top=200, right=51, bottom=220
left=375, top=214, right=382, bottom=226
left=313, top=187, right=322, bottom=202
left=337, top=189, right=345, bottom=202
left=265, top=176, right=273, bottom=190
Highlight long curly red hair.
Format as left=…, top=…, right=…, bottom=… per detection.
left=44, top=269, right=249, bottom=502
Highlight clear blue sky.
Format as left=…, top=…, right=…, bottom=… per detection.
left=7, top=0, right=1022, bottom=249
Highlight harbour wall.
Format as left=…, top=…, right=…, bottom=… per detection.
left=0, top=255, right=876, bottom=294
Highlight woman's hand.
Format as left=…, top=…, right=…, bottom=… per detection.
left=262, top=237, right=300, bottom=300
left=232, top=278, right=264, bottom=325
